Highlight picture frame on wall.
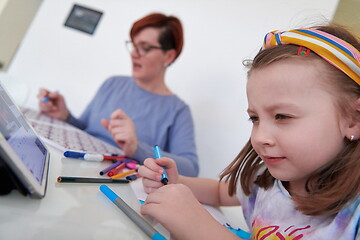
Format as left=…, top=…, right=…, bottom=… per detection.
left=64, top=4, right=103, bottom=35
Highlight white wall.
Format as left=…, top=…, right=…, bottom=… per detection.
left=0, top=0, right=7, bottom=15
left=7, top=0, right=339, bottom=178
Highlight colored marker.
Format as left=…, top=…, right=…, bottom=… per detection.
left=126, top=173, right=142, bottom=181
left=153, top=145, right=168, bottom=185
left=64, top=151, right=86, bottom=159
left=42, top=90, right=59, bottom=102
left=42, top=96, right=51, bottom=102
left=125, top=162, right=140, bottom=170
left=105, top=155, right=125, bottom=160
left=64, top=151, right=124, bottom=161
left=224, top=223, right=252, bottom=239
left=100, top=185, right=166, bottom=240
left=99, top=160, right=123, bottom=175
left=124, top=159, right=138, bottom=164
left=107, top=163, right=126, bottom=177
left=111, top=169, right=136, bottom=179
left=57, top=176, right=129, bottom=183
left=84, top=153, right=125, bottom=161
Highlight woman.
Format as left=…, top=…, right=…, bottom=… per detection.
left=38, top=13, right=198, bottom=177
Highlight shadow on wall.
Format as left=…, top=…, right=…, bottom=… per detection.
left=332, top=0, right=360, bottom=36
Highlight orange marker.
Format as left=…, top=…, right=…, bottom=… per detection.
left=111, top=169, right=136, bottom=179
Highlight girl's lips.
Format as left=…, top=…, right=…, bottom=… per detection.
left=262, top=156, right=285, bottom=165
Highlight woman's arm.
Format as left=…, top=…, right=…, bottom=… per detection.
left=132, top=105, right=199, bottom=177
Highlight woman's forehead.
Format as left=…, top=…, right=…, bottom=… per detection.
left=133, top=27, right=161, bottom=43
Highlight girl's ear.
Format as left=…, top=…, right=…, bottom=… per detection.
left=345, top=98, right=360, bottom=141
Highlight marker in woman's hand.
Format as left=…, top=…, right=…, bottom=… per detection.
left=42, top=90, right=59, bottom=102
left=153, top=145, right=168, bottom=185
left=42, top=96, right=50, bottom=102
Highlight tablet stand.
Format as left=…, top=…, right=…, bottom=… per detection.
left=0, top=155, right=28, bottom=196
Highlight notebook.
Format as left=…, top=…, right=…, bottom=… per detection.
left=0, top=83, right=50, bottom=198
left=21, top=108, right=123, bottom=155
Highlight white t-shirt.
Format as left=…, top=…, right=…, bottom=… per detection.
left=236, top=179, right=360, bottom=239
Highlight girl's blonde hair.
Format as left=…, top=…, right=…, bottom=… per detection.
left=220, top=24, right=360, bottom=216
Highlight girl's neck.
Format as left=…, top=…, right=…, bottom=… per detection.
left=283, top=181, right=308, bottom=197
left=135, top=76, right=172, bottom=95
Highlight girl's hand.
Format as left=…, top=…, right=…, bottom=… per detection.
left=141, top=184, right=226, bottom=240
left=101, top=109, right=138, bottom=157
left=138, top=157, right=179, bottom=194
left=37, top=88, right=70, bottom=121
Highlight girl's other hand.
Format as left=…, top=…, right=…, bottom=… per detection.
left=141, top=184, right=220, bottom=239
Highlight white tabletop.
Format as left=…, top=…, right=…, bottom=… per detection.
left=0, top=146, right=169, bottom=240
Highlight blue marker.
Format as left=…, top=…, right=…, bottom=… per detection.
left=42, top=90, right=59, bottom=102
left=153, top=145, right=168, bottom=185
left=64, top=151, right=86, bottom=159
left=100, top=185, right=166, bottom=240
left=224, top=223, right=252, bottom=239
left=42, top=96, right=50, bottom=102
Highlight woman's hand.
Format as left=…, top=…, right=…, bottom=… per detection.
left=138, top=157, right=179, bottom=193
left=37, top=88, right=70, bottom=121
left=101, top=109, right=138, bottom=156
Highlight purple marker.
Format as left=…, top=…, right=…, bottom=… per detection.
left=99, top=160, right=123, bottom=175
left=124, top=158, right=138, bottom=164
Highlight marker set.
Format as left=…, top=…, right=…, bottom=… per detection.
left=100, top=159, right=139, bottom=179
left=59, top=151, right=141, bottom=184
left=59, top=146, right=166, bottom=185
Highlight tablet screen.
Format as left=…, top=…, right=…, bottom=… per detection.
left=0, top=84, right=47, bottom=187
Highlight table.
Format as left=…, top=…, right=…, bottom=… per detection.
left=0, top=146, right=169, bottom=240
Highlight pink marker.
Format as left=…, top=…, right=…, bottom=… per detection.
left=125, top=162, right=139, bottom=170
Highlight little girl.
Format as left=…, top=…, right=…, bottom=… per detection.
left=138, top=23, right=360, bottom=239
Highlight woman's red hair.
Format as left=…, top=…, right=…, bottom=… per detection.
left=130, top=13, right=183, bottom=61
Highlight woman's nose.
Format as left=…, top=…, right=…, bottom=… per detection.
left=130, top=48, right=141, bottom=58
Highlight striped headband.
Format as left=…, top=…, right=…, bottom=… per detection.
left=262, top=28, right=360, bottom=85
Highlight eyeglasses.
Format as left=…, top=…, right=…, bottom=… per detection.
left=125, top=40, right=164, bottom=56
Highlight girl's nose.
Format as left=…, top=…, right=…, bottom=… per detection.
left=251, top=124, right=275, bottom=147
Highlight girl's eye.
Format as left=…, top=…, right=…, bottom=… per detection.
left=248, top=116, right=259, bottom=123
left=275, top=114, right=290, bottom=120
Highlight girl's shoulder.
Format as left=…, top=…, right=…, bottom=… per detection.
left=341, top=196, right=360, bottom=223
